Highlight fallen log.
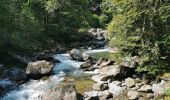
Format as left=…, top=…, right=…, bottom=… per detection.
left=8, top=52, right=31, bottom=64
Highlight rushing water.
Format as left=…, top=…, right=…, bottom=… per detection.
left=1, top=49, right=109, bottom=100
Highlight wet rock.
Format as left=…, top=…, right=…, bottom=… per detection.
left=108, top=83, right=124, bottom=98
left=124, top=77, right=135, bottom=88
left=81, top=57, right=93, bottom=71
left=82, top=53, right=91, bottom=61
left=152, top=84, right=165, bottom=96
left=138, top=85, right=152, bottom=92
left=92, top=74, right=113, bottom=83
left=99, top=65, right=124, bottom=76
left=26, top=61, right=54, bottom=78
left=70, top=49, right=83, bottom=61
left=0, top=85, right=4, bottom=96
left=0, top=79, right=15, bottom=94
left=42, top=84, right=77, bottom=100
left=2, top=68, right=27, bottom=82
left=92, top=82, right=108, bottom=91
left=127, top=90, right=139, bottom=100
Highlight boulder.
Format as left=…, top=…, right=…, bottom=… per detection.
left=82, top=53, right=91, bottom=61
left=147, top=93, right=154, bottom=99
left=70, top=49, right=83, bottom=61
left=124, top=77, right=135, bottom=88
left=98, top=90, right=112, bottom=99
left=96, top=58, right=106, bottom=66
left=111, top=81, right=122, bottom=86
left=42, top=84, right=77, bottom=100
left=99, top=65, right=124, bottom=77
left=92, top=74, right=113, bottom=83
left=2, top=68, right=27, bottom=82
left=108, top=83, right=124, bottom=98
left=81, top=57, right=93, bottom=71
left=99, top=60, right=115, bottom=69
left=138, top=85, right=152, bottom=92
left=26, top=61, right=54, bottom=78
left=127, top=90, right=139, bottom=100
left=92, top=82, right=108, bottom=91
left=152, top=84, right=165, bottom=96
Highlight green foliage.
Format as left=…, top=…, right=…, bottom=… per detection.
left=166, top=89, right=170, bottom=96
left=0, top=0, right=93, bottom=52
left=107, top=0, right=170, bottom=74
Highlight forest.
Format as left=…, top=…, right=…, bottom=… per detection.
left=0, top=0, right=170, bottom=100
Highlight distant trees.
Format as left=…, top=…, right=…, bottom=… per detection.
left=107, top=0, right=170, bottom=74
left=0, top=0, right=93, bottom=52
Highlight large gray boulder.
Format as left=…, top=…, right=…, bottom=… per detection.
left=70, top=49, right=83, bottom=61
left=99, top=65, right=125, bottom=76
left=2, top=68, right=27, bottom=81
left=26, top=61, right=54, bottom=78
left=42, top=84, right=77, bottom=100
left=108, top=83, right=124, bottom=98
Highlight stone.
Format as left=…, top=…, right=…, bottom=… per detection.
left=92, top=74, right=113, bottom=83
left=99, top=60, right=115, bottom=68
left=152, top=84, right=165, bottom=96
left=96, top=58, right=106, bottom=66
left=26, top=60, right=54, bottom=78
left=70, top=49, right=83, bottom=61
left=135, top=83, right=144, bottom=89
left=147, top=93, right=154, bottom=99
left=92, top=82, right=108, bottom=91
left=2, top=68, right=27, bottom=81
left=98, top=90, right=112, bottom=99
left=127, top=90, right=139, bottom=100
left=111, top=81, right=122, bottom=86
left=138, top=85, right=152, bottom=92
left=81, top=57, right=93, bottom=70
left=84, top=91, right=99, bottom=98
left=99, top=65, right=124, bottom=76
left=108, top=83, right=124, bottom=97
left=82, top=53, right=91, bottom=61
left=124, top=77, right=135, bottom=88
left=42, top=84, right=77, bottom=100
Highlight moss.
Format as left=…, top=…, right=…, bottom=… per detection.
left=160, top=73, right=170, bottom=79
left=64, top=75, right=94, bottom=95
left=74, top=77, right=94, bottom=95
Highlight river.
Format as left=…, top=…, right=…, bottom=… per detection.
left=1, top=48, right=110, bottom=100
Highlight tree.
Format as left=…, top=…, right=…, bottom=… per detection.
left=107, top=0, right=170, bottom=74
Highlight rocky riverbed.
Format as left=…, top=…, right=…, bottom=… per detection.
left=0, top=28, right=170, bottom=100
